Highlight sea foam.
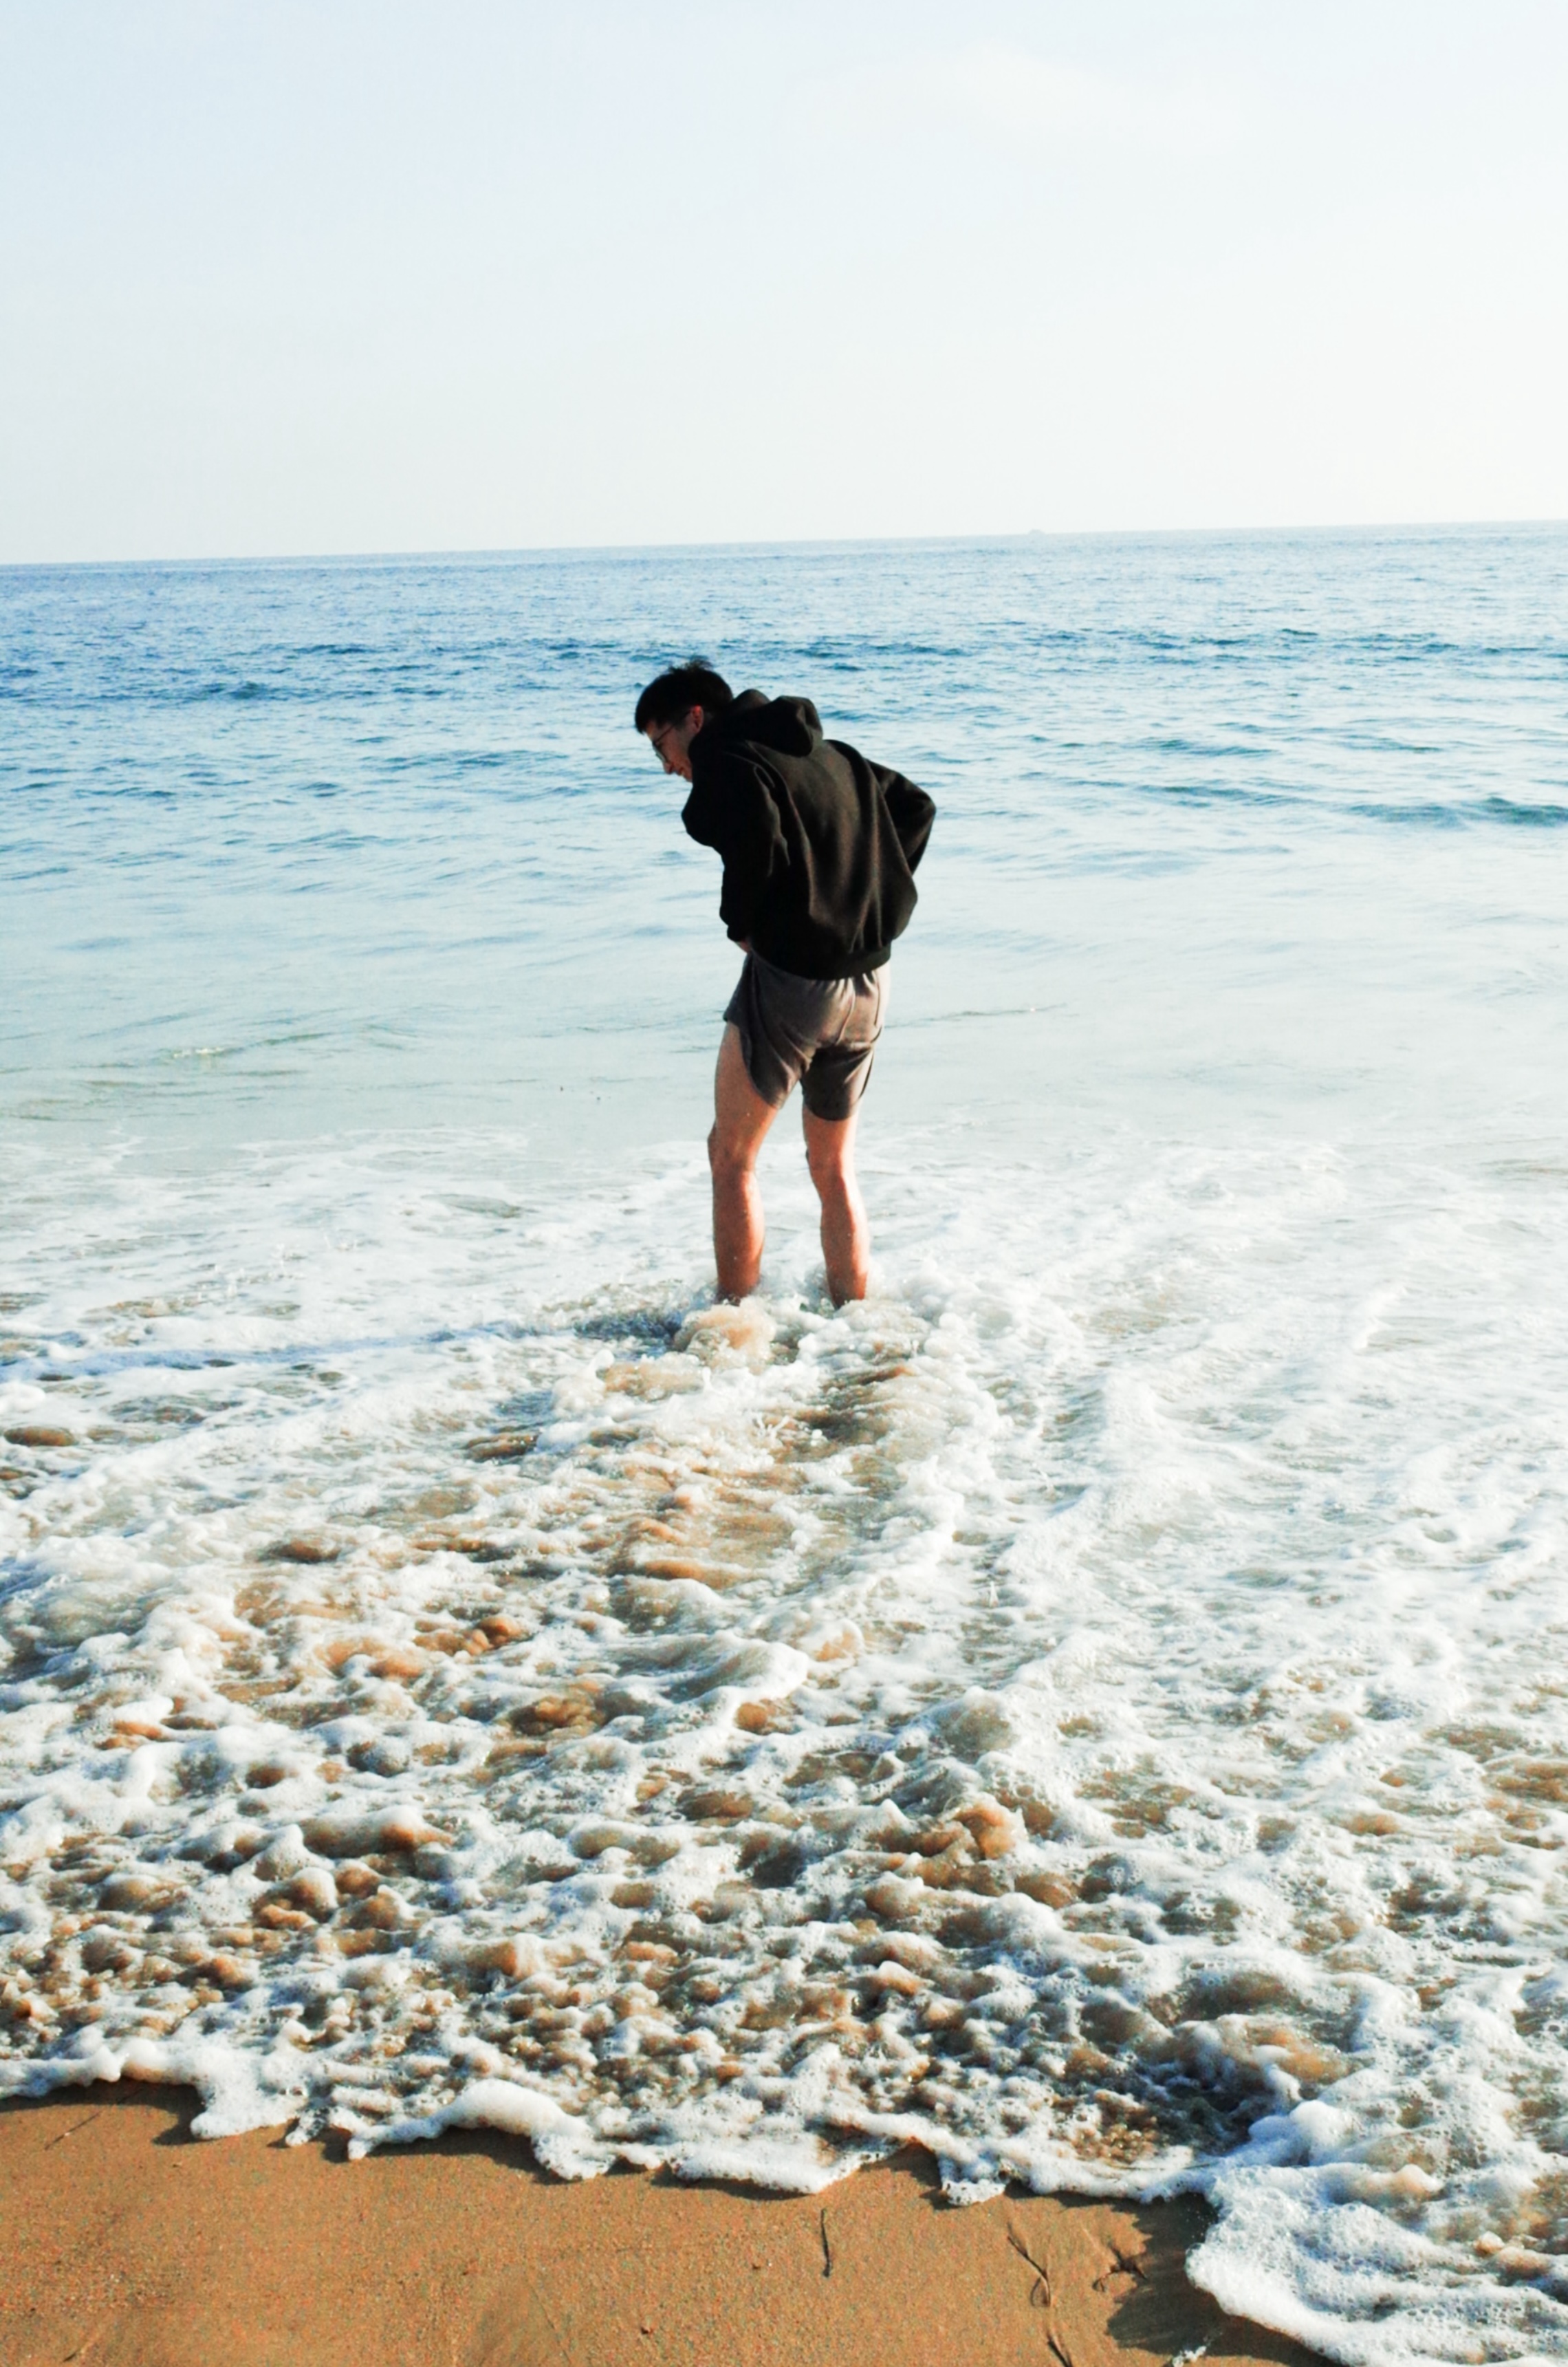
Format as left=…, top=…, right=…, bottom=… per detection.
left=4, top=1123, right=1568, bottom=2364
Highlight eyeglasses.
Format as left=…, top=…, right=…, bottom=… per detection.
left=648, top=721, right=685, bottom=769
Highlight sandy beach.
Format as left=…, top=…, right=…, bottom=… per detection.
left=8, top=3, right=1568, bottom=2351
left=1, top=2083, right=1322, bottom=2367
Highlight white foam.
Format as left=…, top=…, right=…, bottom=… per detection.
left=5, top=1123, right=1568, bottom=2361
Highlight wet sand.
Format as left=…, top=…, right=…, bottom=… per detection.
left=1, top=2084, right=1323, bottom=2367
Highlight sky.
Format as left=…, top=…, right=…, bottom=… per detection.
left=2, top=1, right=1567, bottom=563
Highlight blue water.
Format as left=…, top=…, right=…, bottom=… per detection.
left=4, top=529, right=1568, bottom=2365
left=6, top=528, right=1565, bottom=1151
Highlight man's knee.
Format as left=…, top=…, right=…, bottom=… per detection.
left=709, top=1124, right=755, bottom=1183
left=805, top=1132, right=852, bottom=1193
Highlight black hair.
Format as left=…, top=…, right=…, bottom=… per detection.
left=633, top=660, right=734, bottom=733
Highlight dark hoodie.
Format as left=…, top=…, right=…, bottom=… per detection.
left=681, top=691, right=936, bottom=980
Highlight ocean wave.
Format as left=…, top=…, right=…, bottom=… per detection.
left=4, top=1132, right=1568, bottom=2364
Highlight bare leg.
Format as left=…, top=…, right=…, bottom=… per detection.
left=803, top=1103, right=870, bottom=1305
left=709, top=1024, right=782, bottom=1300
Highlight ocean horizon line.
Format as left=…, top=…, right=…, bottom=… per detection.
left=4, top=510, right=1568, bottom=580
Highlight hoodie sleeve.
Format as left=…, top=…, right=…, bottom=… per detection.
left=872, top=765, right=937, bottom=875
left=683, top=755, right=787, bottom=945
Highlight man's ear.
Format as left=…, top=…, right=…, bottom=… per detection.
left=688, top=705, right=704, bottom=735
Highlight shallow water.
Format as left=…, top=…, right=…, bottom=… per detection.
left=3, top=531, right=1568, bottom=2364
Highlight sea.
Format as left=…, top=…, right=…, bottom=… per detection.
left=3, top=528, right=1567, bottom=2365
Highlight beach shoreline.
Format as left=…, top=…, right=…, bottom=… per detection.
left=8, top=530, right=1567, bottom=2359
left=2, top=2082, right=1325, bottom=2367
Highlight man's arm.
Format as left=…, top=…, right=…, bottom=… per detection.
left=683, top=755, right=785, bottom=946
left=872, top=764, right=937, bottom=874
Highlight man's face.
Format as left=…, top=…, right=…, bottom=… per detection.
left=644, top=706, right=704, bottom=782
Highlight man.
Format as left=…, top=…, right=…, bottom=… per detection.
left=635, top=660, right=935, bottom=1307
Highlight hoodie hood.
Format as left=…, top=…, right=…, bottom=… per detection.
left=704, top=689, right=823, bottom=759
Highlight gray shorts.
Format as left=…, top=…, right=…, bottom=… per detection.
left=724, top=953, right=887, bottom=1121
